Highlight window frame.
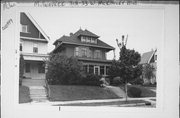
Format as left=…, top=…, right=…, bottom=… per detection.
left=33, top=43, right=38, bottom=53
left=21, top=24, right=29, bottom=33
left=38, top=63, right=45, bottom=73
left=25, top=62, right=30, bottom=73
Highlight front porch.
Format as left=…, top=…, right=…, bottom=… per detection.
left=81, top=60, right=111, bottom=76
left=24, top=60, right=46, bottom=79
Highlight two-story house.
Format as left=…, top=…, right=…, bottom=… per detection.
left=140, top=49, right=157, bottom=84
left=20, top=12, right=49, bottom=79
left=52, top=29, right=115, bottom=76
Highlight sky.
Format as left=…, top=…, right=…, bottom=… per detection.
left=28, top=7, right=164, bottom=60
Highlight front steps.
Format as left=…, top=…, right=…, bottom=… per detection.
left=22, top=79, right=46, bottom=86
left=29, top=86, right=48, bottom=102
left=22, top=79, right=48, bottom=102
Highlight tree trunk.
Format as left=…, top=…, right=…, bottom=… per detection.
left=125, top=80, right=128, bottom=101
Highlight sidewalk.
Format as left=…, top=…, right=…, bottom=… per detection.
left=23, top=97, right=156, bottom=107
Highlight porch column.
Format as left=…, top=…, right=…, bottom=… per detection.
left=87, top=64, right=89, bottom=73
left=45, top=63, right=48, bottom=74
left=104, top=66, right=106, bottom=76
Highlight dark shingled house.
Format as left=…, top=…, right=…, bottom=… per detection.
left=52, top=28, right=115, bottom=76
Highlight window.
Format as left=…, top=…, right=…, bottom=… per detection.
left=25, top=63, right=30, bottom=73
left=100, top=66, right=104, bottom=75
left=81, top=47, right=87, bottom=57
left=89, top=65, right=94, bottom=74
left=20, top=42, right=23, bottom=51
left=21, top=25, right=29, bottom=33
left=86, top=37, right=91, bottom=43
left=87, top=49, right=92, bottom=58
left=94, top=50, right=101, bottom=59
left=74, top=47, right=79, bottom=56
left=38, top=63, right=45, bottom=73
left=154, top=55, right=157, bottom=61
left=83, top=65, right=88, bottom=73
left=91, top=38, right=97, bottom=44
left=33, top=43, right=38, bottom=53
left=81, top=36, right=86, bottom=42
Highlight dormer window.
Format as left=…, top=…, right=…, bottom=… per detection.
left=81, top=36, right=97, bottom=44
left=21, top=24, right=29, bottom=33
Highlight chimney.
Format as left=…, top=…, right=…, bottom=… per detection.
left=70, top=33, right=73, bottom=36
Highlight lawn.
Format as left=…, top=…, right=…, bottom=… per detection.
left=19, top=86, right=31, bottom=103
left=128, top=85, right=156, bottom=97
left=53, top=100, right=147, bottom=106
left=48, top=85, right=119, bottom=101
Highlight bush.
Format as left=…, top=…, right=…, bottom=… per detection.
left=112, top=76, right=123, bottom=86
left=46, top=54, right=84, bottom=85
left=81, top=74, right=102, bottom=86
left=128, top=87, right=142, bottom=97
left=130, top=77, right=144, bottom=85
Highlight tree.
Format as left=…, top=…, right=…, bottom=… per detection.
left=142, top=63, right=155, bottom=84
left=19, top=54, right=24, bottom=78
left=46, top=53, right=85, bottom=85
left=109, top=46, right=142, bottom=101
left=19, top=54, right=25, bottom=86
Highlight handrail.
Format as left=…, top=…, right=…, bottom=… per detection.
left=44, top=79, right=50, bottom=99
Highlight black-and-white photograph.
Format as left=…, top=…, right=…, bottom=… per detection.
left=18, top=7, right=163, bottom=107
left=1, top=1, right=179, bottom=118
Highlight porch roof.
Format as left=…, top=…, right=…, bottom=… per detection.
left=22, top=53, right=48, bottom=61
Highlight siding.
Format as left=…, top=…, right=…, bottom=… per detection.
left=21, top=39, right=48, bottom=54
left=65, top=45, right=75, bottom=57
left=20, top=13, right=45, bottom=39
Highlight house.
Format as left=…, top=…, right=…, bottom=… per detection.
left=139, top=49, right=157, bottom=84
left=20, top=12, right=49, bottom=79
left=52, top=28, right=115, bottom=76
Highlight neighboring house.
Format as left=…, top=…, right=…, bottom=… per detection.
left=52, top=28, right=115, bottom=76
left=20, top=12, right=49, bottom=79
left=139, top=49, right=157, bottom=84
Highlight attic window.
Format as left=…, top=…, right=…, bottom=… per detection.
left=21, top=25, right=29, bottom=33
left=81, top=36, right=97, bottom=44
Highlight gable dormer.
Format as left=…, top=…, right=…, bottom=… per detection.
left=20, top=12, right=49, bottom=42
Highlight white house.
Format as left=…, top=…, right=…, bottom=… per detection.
left=20, top=12, right=49, bottom=79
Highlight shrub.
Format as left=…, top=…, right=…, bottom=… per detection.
left=127, top=86, right=142, bottom=97
left=112, top=76, right=123, bottom=86
left=46, top=54, right=84, bottom=85
left=81, top=74, right=102, bottom=86
left=130, top=77, right=144, bottom=85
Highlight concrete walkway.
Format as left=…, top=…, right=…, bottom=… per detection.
left=105, top=85, right=126, bottom=98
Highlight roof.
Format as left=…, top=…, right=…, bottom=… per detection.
left=139, top=50, right=155, bottom=64
left=24, top=12, right=50, bottom=41
left=74, top=29, right=99, bottom=38
left=53, top=29, right=115, bottom=52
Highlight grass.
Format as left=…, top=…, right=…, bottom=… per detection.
left=49, top=85, right=119, bottom=101
left=53, top=100, right=147, bottom=106
left=127, top=85, right=156, bottom=97
left=19, top=86, right=31, bottom=103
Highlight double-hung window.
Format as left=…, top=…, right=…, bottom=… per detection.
left=94, top=50, right=101, bottom=59
left=21, top=25, right=29, bottom=33
left=33, top=43, right=38, bottom=53
left=74, top=47, right=79, bottom=56
left=81, top=47, right=87, bottom=57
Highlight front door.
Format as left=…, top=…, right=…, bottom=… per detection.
left=94, top=66, right=100, bottom=75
